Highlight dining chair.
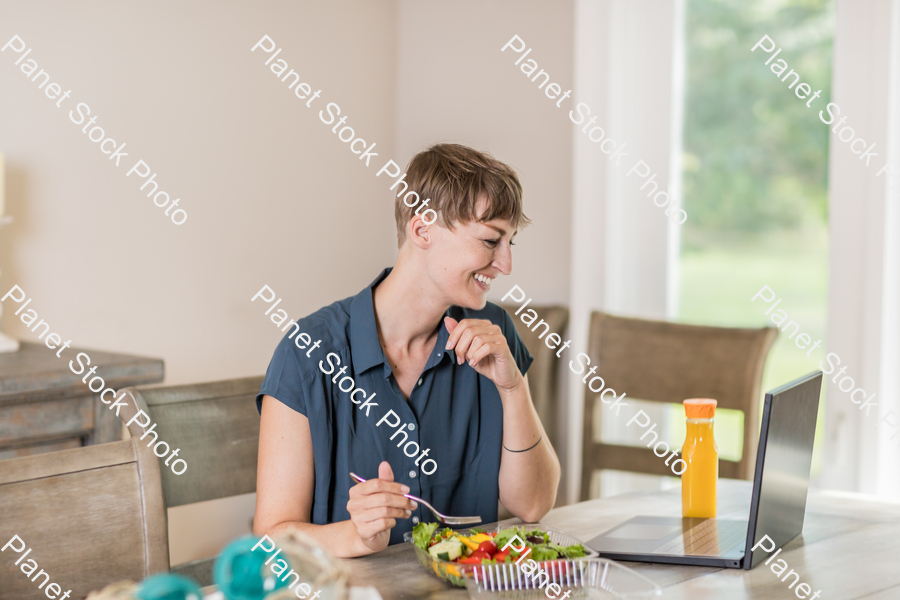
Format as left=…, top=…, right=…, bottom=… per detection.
left=580, top=311, right=777, bottom=501
left=117, top=376, right=264, bottom=587
left=0, top=438, right=168, bottom=599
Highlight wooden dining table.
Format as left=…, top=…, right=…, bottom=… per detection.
left=340, top=479, right=900, bottom=600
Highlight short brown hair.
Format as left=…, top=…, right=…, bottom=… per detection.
left=393, top=143, right=529, bottom=247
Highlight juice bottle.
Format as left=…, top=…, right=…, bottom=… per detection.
left=681, top=398, right=718, bottom=518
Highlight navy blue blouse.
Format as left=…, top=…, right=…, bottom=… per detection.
left=257, top=268, right=533, bottom=545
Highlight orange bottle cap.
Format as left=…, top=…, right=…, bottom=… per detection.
left=684, top=398, right=717, bottom=419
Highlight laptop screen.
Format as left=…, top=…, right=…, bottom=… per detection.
left=743, top=371, right=823, bottom=569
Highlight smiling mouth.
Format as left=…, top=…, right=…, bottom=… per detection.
left=474, top=273, right=493, bottom=288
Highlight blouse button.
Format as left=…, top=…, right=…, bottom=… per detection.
left=409, top=423, right=415, bottom=430
left=409, top=470, right=417, bottom=478
left=412, top=516, right=420, bottom=524
left=418, top=378, right=424, bottom=386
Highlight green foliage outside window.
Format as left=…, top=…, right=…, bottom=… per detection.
left=683, top=0, right=833, bottom=237
left=679, top=0, right=834, bottom=478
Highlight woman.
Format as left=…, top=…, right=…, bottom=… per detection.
left=254, top=143, right=560, bottom=557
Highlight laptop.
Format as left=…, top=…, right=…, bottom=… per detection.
left=585, top=371, right=823, bottom=569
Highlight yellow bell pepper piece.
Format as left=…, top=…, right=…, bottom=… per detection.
left=470, top=533, right=493, bottom=544
left=455, top=535, right=480, bottom=551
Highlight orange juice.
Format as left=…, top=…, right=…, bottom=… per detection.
left=681, top=398, right=718, bottom=518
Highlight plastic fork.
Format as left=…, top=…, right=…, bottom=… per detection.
left=349, top=472, right=481, bottom=525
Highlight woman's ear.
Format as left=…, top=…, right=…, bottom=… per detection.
left=407, top=214, right=432, bottom=249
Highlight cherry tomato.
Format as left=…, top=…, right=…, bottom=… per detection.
left=477, top=540, right=498, bottom=555
left=468, top=550, right=491, bottom=561
left=493, top=550, right=510, bottom=563
left=490, top=532, right=498, bottom=537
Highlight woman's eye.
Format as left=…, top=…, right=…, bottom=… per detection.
left=484, top=239, right=500, bottom=247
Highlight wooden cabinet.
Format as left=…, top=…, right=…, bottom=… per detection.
left=0, top=342, right=164, bottom=459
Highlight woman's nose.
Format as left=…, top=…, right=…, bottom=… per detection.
left=494, top=243, right=513, bottom=276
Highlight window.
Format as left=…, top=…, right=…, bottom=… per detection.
left=677, top=0, right=835, bottom=480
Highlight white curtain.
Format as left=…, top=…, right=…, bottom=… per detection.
left=822, top=0, right=900, bottom=497
left=567, top=0, right=684, bottom=503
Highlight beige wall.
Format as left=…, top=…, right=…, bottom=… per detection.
left=395, top=0, right=574, bottom=304
left=0, top=0, right=576, bottom=564
left=1, top=0, right=399, bottom=564
left=1, top=1, right=399, bottom=386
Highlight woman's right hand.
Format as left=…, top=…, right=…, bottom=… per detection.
left=347, top=461, right=418, bottom=552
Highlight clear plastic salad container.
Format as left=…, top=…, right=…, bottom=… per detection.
left=464, top=558, right=662, bottom=599
left=404, top=523, right=598, bottom=588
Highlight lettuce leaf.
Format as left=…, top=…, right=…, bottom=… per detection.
left=550, top=542, right=587, bottom=558
left=528, top=545, right=559, bottom=561
left=524, top=529, right=550, bottom=544
left=494, top=526, right=526, bottom=551
left=412, top=522, right=439, bottom=550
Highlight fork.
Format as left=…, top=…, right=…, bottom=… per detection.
left=349, top=472, right=481, bottom=525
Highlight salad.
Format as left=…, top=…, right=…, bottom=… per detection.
left=411, top=522, right=589, bottom=566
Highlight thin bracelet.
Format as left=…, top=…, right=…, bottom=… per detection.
left=503, top=435, right=542, bottom=453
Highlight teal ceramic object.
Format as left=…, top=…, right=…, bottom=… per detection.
left=134, top=573, right=203, bottom=600
left=215, top=536, right=290, bottom=600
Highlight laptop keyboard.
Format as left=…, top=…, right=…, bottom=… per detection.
left=653, top=519, right=747, bottom=556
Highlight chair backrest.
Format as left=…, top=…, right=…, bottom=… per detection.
left=0, top=439, right=168, bottom=599
left=117, top=376, right=264, bottom=586
left=500, top=304, right=569, bottom=453
left=118, top=376, right=264, bottom=508
left=580, top=311, right=777, bottom=501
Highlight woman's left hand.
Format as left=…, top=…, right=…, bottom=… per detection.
left=444, top=317, right=522, bottom=392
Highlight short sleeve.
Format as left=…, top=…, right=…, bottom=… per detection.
left=256, top=332, right=308, bottom=416
left=499, top=308, right=534, bottom=376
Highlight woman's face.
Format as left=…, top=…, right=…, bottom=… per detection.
left=426, top=210, right=517, bottom=310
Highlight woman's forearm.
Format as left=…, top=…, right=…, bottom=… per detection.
left=258, top=519, right=372, bottom=558
left=497, top=373, right=561, bottom=522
